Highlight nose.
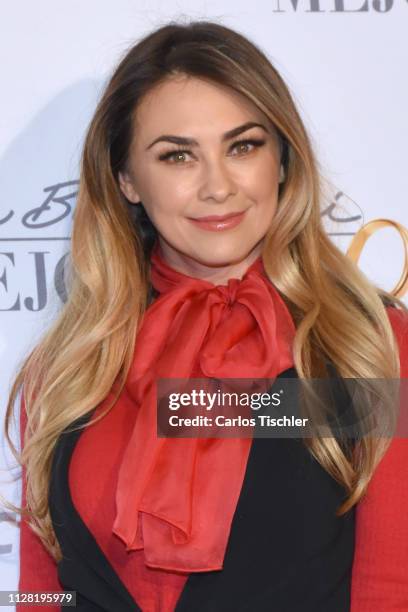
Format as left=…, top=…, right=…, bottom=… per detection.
left=197, top=156, right=238, bottom=203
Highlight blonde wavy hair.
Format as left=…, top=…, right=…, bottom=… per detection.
left=3, top=19, right=406, bottom=562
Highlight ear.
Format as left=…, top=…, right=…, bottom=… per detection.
left=118, top=170, right=141, bottom=204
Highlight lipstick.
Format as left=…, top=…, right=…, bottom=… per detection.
left=188, top=210, right=247, bottom=232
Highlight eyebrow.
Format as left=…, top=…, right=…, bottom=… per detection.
left=145, top=121, right=269, bottom=150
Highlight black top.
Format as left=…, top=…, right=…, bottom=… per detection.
left=49, top=366, right=355, bottom=611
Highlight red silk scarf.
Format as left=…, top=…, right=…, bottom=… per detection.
left=112, top=241, right=296, bottom=572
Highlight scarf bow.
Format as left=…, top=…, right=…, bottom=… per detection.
left=112, top=241, right=296, bottom=571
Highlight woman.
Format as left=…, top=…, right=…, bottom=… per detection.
left=4, top=19, right=408, bottom=612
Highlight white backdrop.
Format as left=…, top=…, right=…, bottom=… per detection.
left=1, top=0, right=407, bottom=606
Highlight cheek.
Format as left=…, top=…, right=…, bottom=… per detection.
left=238, top=158, right=280, bottom=203
left=145, top=163, right=196, bottom=203
left=139, top=180, right=192, bottom=226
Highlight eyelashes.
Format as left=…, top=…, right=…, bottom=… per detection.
left=157, top=138, right=266, bottom=164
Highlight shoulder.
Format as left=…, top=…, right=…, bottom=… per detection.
left=385, top=304, right=408, bottom=377
left=385, top=303, right=408, bottom=335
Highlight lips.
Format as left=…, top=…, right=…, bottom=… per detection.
left=190, top=211, right=245, bottom=222
left=187, top=210, right=247, bottom=232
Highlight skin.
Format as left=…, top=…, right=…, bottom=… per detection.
left=119, top=74, right=284, bottom=286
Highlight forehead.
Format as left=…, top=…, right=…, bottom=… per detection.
left=132, top=75, right=268, bottom=142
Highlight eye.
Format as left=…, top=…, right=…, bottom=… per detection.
left=157, top=137, right=266, bottom=164
left=229, top=138, right=266, bottom=156
left=158, top=149, right=193, bottom=164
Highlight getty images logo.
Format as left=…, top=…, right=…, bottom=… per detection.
left=273, top=0, right=398, bottom=11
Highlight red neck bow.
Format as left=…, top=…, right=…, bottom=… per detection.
left=112, top=240, right=296, bottom=572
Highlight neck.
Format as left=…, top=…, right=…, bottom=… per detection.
left=155, top=238, right=264, bottom=286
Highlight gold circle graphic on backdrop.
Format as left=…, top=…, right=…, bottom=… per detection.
left=346, top=219, right=408, bottom=298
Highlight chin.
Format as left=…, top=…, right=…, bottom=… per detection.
left=188, top=245, right=256, bottom=268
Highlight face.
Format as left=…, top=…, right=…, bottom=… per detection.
left=119, top=74, right=283, bottom=284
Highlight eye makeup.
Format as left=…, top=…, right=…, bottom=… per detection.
left=157, top=137, right=266, bottom=163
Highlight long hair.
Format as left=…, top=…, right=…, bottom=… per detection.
left=3, top=19, right=406, bottom=561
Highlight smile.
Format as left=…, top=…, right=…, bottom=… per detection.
left=187, top=210, right=247, bottom=232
